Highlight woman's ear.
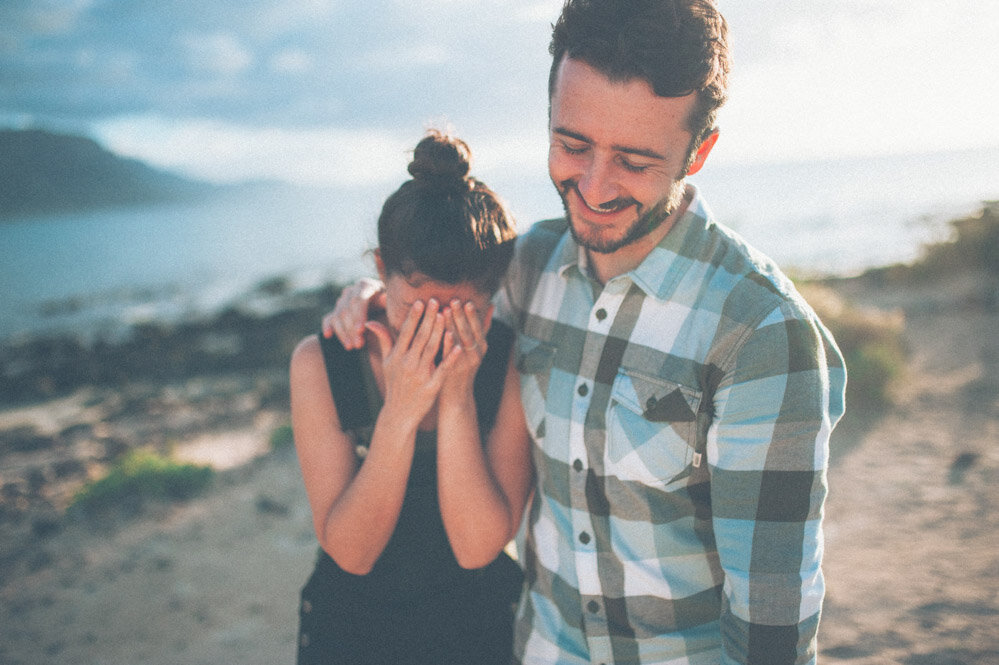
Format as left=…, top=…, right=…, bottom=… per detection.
left=374, top=249, right=386, bottom=281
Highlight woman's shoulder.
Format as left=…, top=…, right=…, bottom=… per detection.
left=291, top=333, right=346, bottom=396
left=291, top=333, right=323, bottom=370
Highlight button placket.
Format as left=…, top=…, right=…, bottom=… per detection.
left=590, top=279, right=628, bottom=333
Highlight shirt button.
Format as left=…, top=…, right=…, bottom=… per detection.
left=579, top=531, right=591, bottom=545
left=573, top=459, right=584, bottom=472
left=595, top=308, right=607, bottom=321
left=646, top=396, right=657, bottom=411
left=587, top=600, right=600, bottom=614
left=578, top=383, right=589, bottom=397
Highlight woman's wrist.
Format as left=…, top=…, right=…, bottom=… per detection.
left=438, top=381, right=476, bottom=413
left=373, top=404, right=422, bottom=443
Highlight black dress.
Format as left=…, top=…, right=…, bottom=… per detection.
left=296, top=321, right=523, bottom=665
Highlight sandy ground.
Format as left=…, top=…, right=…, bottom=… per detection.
left=818, top=273, right=999, bottom=665
left=1, top=272, right=997, bottom=664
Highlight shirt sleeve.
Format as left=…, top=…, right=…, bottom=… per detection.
left=707, top=300, right=846, bottom=665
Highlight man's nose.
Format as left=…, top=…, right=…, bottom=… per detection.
left=576, top=155, right=618, bottom=208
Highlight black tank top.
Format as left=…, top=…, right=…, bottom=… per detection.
left=314, top=320, right=519, bottom=606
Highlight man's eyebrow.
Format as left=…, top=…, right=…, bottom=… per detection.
left=552, top=127, right=667, bottom=161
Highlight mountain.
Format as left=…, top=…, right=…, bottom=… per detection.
left=0, top=128, right=216, bottom=220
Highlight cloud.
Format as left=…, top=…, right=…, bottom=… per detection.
left=180, top=32, right=254, bottom=76
left=1, top=0, right=94, bottom=37
left=712, top=0, right=999, bottom=163
left=0, top=0, right=551, bottom=131
left=269, top=48, right=312, bottom=74
left=94, top=114, right=416, bottom=187
left=5, top=0, right=997, bottom=185
left=359, top=41, right=451, bottom=70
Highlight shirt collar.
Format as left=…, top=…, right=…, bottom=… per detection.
left=553, top=184, right=712, bottom=301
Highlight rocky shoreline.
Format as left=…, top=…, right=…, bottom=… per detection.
left=0, top=280, right=339, bottom=582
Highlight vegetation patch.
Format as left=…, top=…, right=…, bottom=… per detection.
left=269, top=423, right=295, bottom=453
left=70, top=449, right=213, bottom=515
left=799, top=283, right=907, bottom=414
left=862, top=201, right=999, bottom=284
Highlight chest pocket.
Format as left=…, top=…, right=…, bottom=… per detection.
left=605, top=369, right=703, bottom=487
left=515, top=335, right=556, bottom=443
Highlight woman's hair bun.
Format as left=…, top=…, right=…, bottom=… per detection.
left=407, top=130, right=471, bottom=184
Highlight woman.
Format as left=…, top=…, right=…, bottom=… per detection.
left=290, top=130, right=532, bottom=664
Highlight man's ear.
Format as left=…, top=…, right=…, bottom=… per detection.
left=686, top=130, right=719, bottom=176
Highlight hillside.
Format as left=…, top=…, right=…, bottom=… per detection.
left=0, top=129, right=214, bottom=220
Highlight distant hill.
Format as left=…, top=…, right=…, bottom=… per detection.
left=0, top=128, right=216, bottom=220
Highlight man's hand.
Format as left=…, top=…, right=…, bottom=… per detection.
left=322, top=278, right=386, bottom=349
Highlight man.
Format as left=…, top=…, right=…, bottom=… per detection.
left=325, top=1, right=846, bottom=663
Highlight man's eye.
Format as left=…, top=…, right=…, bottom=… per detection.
left=620, top=159, right=650, bottom=173
left=561, top=142, right=587, bottom=155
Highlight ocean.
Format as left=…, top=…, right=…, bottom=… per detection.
left=2, top=145, right=997, bottom=344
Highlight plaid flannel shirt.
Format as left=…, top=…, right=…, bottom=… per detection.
left=495, top=188, right=847, bottom=665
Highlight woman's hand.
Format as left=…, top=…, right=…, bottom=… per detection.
left=365, top=299, right=453, bottom=429
left=439, top=300, right=493, bottom=402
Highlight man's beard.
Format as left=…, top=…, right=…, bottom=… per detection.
left=558, top=178, right=686, bottom=255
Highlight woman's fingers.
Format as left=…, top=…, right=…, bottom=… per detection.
left=394, top=299, right=427, bottom=352
left=417, top=302, right=447, bottom=366
left=449, top=300, right=487, bottom=357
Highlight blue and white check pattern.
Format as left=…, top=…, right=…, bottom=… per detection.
left=496, top=188, right=847, bottom=665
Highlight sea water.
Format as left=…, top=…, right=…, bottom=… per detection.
left=2, top=146, right=997, bottom=344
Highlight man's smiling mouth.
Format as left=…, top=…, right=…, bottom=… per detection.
left=567, top=183, right=636, bottom=216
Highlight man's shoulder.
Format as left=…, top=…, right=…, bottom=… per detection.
left=680, top=213, right=814, bottom=326
left=511, top=217, right=569, bottom=268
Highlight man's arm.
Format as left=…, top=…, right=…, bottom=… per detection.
left=708, top=302, right=846, bottom=665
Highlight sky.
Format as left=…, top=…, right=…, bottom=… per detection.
left=2, top=0, right=998, bottom=188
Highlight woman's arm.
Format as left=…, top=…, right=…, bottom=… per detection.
left=291, top=300, right=451, bottom=574
left=290, top=335, right=416, bottom=575
left=436, top=304, right=533, bottom=569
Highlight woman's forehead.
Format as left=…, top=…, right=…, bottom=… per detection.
left=391, top=273, right=488, bottom=302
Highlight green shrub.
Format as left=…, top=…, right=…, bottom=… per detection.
left=915, top=201, right=999, bottom=277
left=798, top=283, right=907, bottom=413
left=861, top=201, right=999, bottom=284
left=70, top=449, right=213, bottom=514
left=269, top=423, right=295, bottom=452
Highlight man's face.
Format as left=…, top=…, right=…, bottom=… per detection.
left=548, top=56, right=699, bottom=258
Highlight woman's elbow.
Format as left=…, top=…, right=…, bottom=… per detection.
left=320, top=540, right=376, bottom=576
left=452, top=537, right=508, bottom=570
left=455, top=550, right=499, bottom=570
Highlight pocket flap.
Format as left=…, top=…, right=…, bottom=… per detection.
left=612, top=370, right=700, bottom=423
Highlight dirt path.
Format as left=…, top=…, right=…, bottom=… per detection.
left=0, top=450, right=317, bottom=665
left=820, top=280, right=999, bottom=664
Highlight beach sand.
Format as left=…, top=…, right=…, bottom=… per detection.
left=1, top=267, right=997, bottom=664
